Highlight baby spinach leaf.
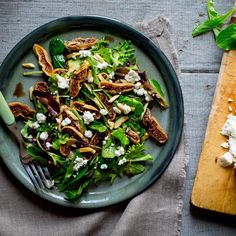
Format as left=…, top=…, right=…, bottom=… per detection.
left=125, top=163, right=145, bottom=175
left=101, top=137, right=116, bottom=158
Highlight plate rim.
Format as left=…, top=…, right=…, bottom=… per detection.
left=0, top=15, right=184, bottom=208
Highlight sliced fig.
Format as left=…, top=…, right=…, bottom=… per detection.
left=9, top=102, right=35, bottom=120
left=96, top=92, right=116, bottom=120
left=70, top=62, right=89, bottom=98
left=142, top=108, right=168, bottom=144
left=60, top=144, right=71, bottom=157
left=126, top=128, right=140, bottom=144
left=65, top=37, right=97, bottom=51
left=99, top=81, right=134, bottom=94
left=139, top=71, right=168, bottom=109
left=33, top=82, right=49, bottom=95
left=62, top=126, right=88, bottom=143
left=33, top=44, right=54, bottom=76
left=73, top=101, right=101, bottom=119
left=90, top=133, right=103, bottom=146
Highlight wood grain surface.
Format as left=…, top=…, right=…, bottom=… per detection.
left=191, top=7, right=236, bottom=214
left=191, top=49, right=236, bottom=214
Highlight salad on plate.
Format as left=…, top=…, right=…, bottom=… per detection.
left=9, top=36, right=168, bottom=201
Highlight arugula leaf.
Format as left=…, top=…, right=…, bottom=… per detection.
left=91, top=38, right=109, bottom=51
left=89, top=120, right=107, bottom=132
left=93, top=169, right=117, bottom=184
left=64, top=180, right=89, bottom=201
left=52, top=134, right=69, bottom=150
left=48, top=152, right=68, bottom=167
left=192, top=7, right=234, bottom=37
left=216, top=24, right=236, bottom=50
left=125, top=121, right=146, bottom=137
left=112, top=40, right=135, bottom=68
left=125, top=143, right=153, bottom=162
left=125, top=163, right=145, bottom=175
left=26, top=145, right=48, bottom=165
left=150, top=79, right=164, bottom=97
left=112, top=128, right=130, bottom=147
left=118, top=95, right=144, bottom=117
left=102, top=137, right=116, bottom=158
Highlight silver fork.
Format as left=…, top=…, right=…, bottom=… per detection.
left=0, top=92, right=54, bottom=190
left=7, top=123, right=54, bottom=190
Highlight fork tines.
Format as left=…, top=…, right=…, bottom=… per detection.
left=24, top=163, right=54, bottom=190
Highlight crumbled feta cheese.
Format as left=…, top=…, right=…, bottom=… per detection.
left=100, top=108, right=108, bottom=116
left=56, top=118, right=61, bottom=123
left=100, top=164, right=108, bottom=169
left=45, top=142, right=52, bottom=149
left=219, top=152, right=233, bottom=167
left=102, top=136, right=109, bottom=145
left=56, top=74, right=70, bottom=89
left=134, top=82, right=142, bottom=89
left=228, top=98, right=234, bottom=102
left=118, top=157, right=127, bottom=166
left=79, top=50, right=91, bottom=58
left=221, top=142, right=229, bottom=149
left=145, top=92, right=153, bottom=102
left=61, top=117, right=71, bottom=126
left=28, top=135, right=33, bottom=142
left=228, top=106, right=233, bottom=112
left=82, top=111, right=95, bottom=125
left=115, top=146, right=125, bottom=157
left=134, top=88, right=146, bottom=96
left=122, top=104, right=131, bottom=114
left=84, top=130, right=93, bottom=138
left=39, top=132, right=48, bottom=141
left=97, top=62, right=109, bottom=70
left=221, top=114, right=236, bottom=137
left=29, top=121, right=40, bottom=129
left=36, top=113, right=47, bottom=123
left=113, top=106, right=122, bottom=114
left=229, top=137, right=236, bottom=156
left=109, top=71, right=115, bottom=79
left=73, top=157, right=88, bottom=172
left=124, top=69, right=141, bottom=83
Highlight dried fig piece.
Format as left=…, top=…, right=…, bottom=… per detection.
left=126, top=128, right=140, bottom=144
left=142, top=108, right=168, bottom=144
left=70, top=62, right=89, bottom=98
left=96, top=92, right=116, bottom=120
left=62, top=126, right=88, bottom=143
left=73, top=101, right=101, bottom=119
left=60, top=144, right=71, bottom=157
left=33, top=44, right=54, bottom=76
left=99, top=81, right=134, bottom=94
left=9, top=102, right=35, bottom=120
left=65, top=37, right=97, bottom=51
left=33, top=82, right=49, bottom=95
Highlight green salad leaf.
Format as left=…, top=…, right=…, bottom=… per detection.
left=52, top=134, right=70, bottom=150
left=89, top=120, right=107, bottom=132
left=125, top=163, right=145, bottom=175
left=216, top=24, right=236, bottom=50
left=192, top=6, right=234, bottom=37
left=102, top=137, right=116, bottom=158
left=112, top=128, right=130, bottom=147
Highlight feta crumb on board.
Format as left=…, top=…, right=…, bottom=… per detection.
left=228, top=106, right=233, bottom=112
left=228, top=98, right=234, bottom=102
left=219, top=111, right=236, bottom=168
left=219, top=152, right=233, bottom=167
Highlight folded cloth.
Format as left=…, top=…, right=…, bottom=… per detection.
left=0, top=17, right=187, bottom=236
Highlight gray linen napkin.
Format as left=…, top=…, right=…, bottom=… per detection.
left=0, top=17, right=187, bottom=236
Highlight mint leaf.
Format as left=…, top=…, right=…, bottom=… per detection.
left=216, top=24, right=236, bottom=50
left=192, top=7, right=234, bottom=37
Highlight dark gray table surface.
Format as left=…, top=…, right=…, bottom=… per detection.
left=0, top=0, right=236, bottom=235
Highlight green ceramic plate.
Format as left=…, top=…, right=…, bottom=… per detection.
left=0, top=16, right=183, bottom=208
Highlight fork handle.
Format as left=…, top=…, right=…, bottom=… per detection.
left=0, top=91, right=15, bottom=125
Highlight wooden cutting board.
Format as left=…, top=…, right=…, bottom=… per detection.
left=191, top=13, right=236, bottom=215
